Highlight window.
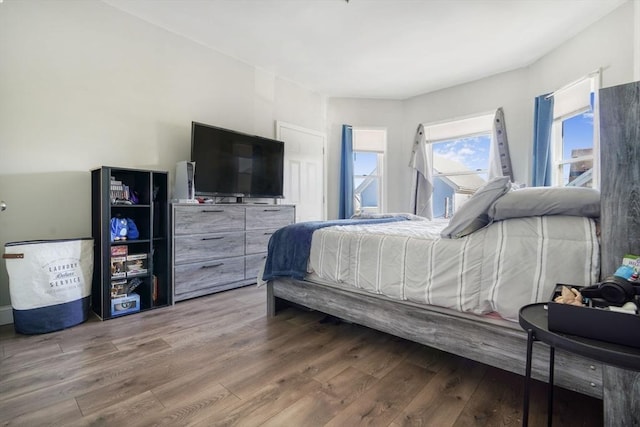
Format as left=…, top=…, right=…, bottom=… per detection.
left=553, top=107, right=594, bottom=187
left=432, top=134, right=491, bottom=218
left=352, top=128, right=386, bottom=215
left=424, top=113, right=494, bottom=218
left=551, top=75, right=599, bottom=188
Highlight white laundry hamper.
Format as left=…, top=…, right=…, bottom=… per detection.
left=3, top=238, right=94, bottom=334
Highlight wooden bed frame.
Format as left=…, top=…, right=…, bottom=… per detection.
left=265, top=81, right=640, bottom=425
left=267, top=278, right=639, bottom=425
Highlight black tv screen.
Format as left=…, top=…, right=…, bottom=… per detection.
left=190, top=122, right=284, bottom=199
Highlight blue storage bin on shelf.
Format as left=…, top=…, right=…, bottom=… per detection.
left=110, top=293, right=140, bottom=317
left=3, top=238, right=94, bottom=334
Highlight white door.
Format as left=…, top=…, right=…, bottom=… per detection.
left=276, top=121, right=326, bottom=222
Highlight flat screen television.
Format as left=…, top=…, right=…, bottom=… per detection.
left=190, top=122, right=285, bottom=199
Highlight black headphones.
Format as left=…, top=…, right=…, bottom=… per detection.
left=581, top=276, right=640, bottom=305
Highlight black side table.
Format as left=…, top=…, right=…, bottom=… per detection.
left=519, top=303, right=640, bottom=427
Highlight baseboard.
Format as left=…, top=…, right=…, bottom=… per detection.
left=0, top=305, right=14, bottom=326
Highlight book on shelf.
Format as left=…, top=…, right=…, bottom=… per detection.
left=110, top=278, right=128, bottom=298
left=109, top=178, right=130, bottom=202
left=110, top=276, right=144, bottom=298
left=111, top=246, right=128, bottom=257
left=126, top=253, right=148, bottom=276
left=110, top=256, right=127, bottom=279
left=110, top=179, right=124, bottom=201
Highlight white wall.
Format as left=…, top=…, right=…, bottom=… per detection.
left=403, top=69, right=531, bottom=185
left=0, top=0, right=325, bottom=309
left=326, top=1, right=636, bottom=219
left=326, top=99, right=404, bottom=218
left=636, top=0, right=640, bottom=80
left=527, top=0, right=635, bottom=95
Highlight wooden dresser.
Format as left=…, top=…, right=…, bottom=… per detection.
left=172, top=203, right=295, bottom=301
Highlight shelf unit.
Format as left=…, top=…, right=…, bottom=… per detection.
left=91, top=166, right=171, bottom=319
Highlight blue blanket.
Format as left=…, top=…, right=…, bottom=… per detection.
left=261, top=217, right=407, bottom=281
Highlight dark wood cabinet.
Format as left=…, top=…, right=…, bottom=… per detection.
left=91, top=166, right=171, bottom=319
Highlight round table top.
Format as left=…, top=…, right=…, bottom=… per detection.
left=519, top=303, right=640, bottom=371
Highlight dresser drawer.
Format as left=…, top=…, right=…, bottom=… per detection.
left=174, top=231, right=244, bottom=264
left=245, top=206, right=294, bottom=230
left=174, top=256, right=245, bottom=297
left=246, top=253, right=268, bottom=280
left=246, top=229, right=277, bottom=255
left=174, top=205, right=245, bottom=235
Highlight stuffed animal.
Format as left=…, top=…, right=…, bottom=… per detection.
left=554, top=286, right=584, bottom=306
left=111, top=217, right=140, bottom=242
left=110, top=217, right=128, bottom=241
left=126, top=218, right=139, bottom=239
left=110, top=217, right=140, bottom=241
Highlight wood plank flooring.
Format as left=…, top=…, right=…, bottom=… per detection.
left=0, top=285, right=603, bottom=426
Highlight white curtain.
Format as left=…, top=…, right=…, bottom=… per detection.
left=409, top=124, right=433, bottom=219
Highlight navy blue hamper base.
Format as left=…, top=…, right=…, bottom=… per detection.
left=13, top=296, right=91, bottom=335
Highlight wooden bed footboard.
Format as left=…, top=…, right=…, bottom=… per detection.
left=267, top=278, right=602, bottom=398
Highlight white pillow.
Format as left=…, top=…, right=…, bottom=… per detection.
left=489, top=187, right=600, bottom=221
left=440, top=176, right=511, bottom=239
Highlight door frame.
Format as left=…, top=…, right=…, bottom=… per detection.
left=275, top=121, right=327, bottom=221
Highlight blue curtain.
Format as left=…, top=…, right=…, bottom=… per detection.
left=338, top=125, right=354, bottom=219
left=532, top=94, right=554, bottom=186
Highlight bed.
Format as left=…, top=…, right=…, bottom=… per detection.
left=261, top=180, right=636, bottom=423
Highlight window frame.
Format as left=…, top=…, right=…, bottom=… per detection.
left=551, top=107, right=594, bottom=187
left=422, top=112, right=495, bottom=218
left=549, top=73, right=600, bottom=188
left=352, top=127, right=387, bottom=215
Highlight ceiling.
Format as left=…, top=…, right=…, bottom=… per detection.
left=102, top=0, right=626, bottom=100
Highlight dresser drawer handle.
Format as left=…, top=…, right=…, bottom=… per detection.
left=202, top=263, right=224, bottom=269
left=201, top=236, right=224, bottom=241
left=263, top=232, right=274, bottom=235
left=202, top=209, right=224, bottom=213
left=263, top=209, right=281, bottom=212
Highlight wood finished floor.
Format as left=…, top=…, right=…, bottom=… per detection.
left=0, top=285, right=603, bottom=427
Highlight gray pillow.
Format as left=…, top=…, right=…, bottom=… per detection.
left=488, top=186, right=600, bottom=221
left=440, top=176, right=511, bottom=239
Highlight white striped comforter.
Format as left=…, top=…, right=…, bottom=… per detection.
left=307, top=216, right=599, bottom=322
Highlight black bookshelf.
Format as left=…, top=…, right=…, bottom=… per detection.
left=91, top=166, right=171, bottom=319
